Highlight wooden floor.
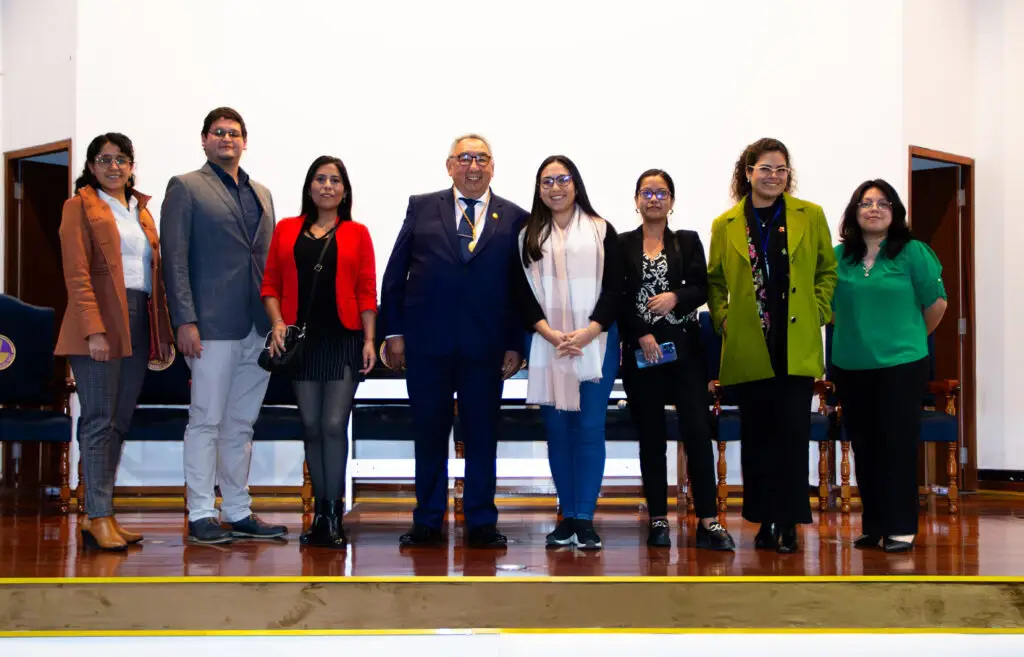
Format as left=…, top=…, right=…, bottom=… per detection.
left=1, top=493, right=1022, bottom=579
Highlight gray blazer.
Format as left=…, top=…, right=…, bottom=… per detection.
left=160, top=162, right=275, bottom=340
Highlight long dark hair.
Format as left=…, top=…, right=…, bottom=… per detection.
left=839, top=178, right=912, bottom=263
left=299, top=155, right=353, bottom=231
left=729, top=137, right=796, bottom=202
left=74, top=133, right=136, bottom=194
left=522, top=155, right=601, bottom=265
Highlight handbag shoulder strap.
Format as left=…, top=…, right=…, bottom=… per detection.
left=299, top=224, right=338, bottom=330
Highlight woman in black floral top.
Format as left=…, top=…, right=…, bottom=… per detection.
left=619, top=169, right=735, bottom=551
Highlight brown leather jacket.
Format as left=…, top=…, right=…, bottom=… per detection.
left=55, top=186, right=173, bottom=359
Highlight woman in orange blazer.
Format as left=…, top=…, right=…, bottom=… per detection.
left=55, top=132, right=174, bottom=551
left=261, top=155, right=377, bottom=548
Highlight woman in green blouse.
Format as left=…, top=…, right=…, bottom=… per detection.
left=831, top=179, right=947, bottom=553
left=707, top=137, right=837, bottom=554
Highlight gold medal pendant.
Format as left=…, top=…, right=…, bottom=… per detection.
left=468, top=242, right=477, bottom=253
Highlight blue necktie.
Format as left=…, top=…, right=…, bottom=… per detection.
left=458, top=197, right=477, bottom=261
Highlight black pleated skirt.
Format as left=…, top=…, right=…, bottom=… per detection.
left=293, top=326, right=364, bottom=382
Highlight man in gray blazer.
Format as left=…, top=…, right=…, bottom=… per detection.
left=161, top=107, right=287, bottom=544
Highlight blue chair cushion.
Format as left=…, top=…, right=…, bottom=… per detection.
left=253, top=406, right=303, bottom=441
left=0, top=408, right=71, bottom=443
left=809, top=412, right=831, bottom=442
left=125, top=407, right=189, bottom=441
left=920, top=410, right=957, bottom=443
left=353, top=404, right=416, bottom=441
left=0, top=295, right=57, bottom=406
left=716, top=409, right=741, bottom=442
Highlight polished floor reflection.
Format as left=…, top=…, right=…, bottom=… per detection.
left=1, top=494, right=1020, bottom=578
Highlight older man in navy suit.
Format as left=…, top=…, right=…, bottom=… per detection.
left=381, top=134, right=528, bottom=548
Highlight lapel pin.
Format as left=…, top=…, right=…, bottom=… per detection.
left=492, top=212, right=499, bottom=220
left=779, top=226, right=786, bottom=233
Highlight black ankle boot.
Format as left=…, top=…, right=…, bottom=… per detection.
left=777, top=524, right=799, bottom=554
left=754, top=522, right=777, bottom=550
left=300, top=499, right=329, bottom=546
left=322, top=500, right=348, bottom=549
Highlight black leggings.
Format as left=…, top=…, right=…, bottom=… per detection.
left=293, top=367, right=358, bottom=501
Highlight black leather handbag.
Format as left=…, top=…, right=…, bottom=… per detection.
left=258, top=225, right=338, bottom=375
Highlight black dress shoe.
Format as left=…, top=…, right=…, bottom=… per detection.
left=854, top=534, right=882, bottom=549
left=696, top=521, right=736, bottom=551
left=883, top=537, right=914, bottom=553
left=776, top=525, right=799, bottom=554
left=647, top=519, right=671, bottom=548
left=754, top=522, right=777, bottom=550
left=467, top=524, right=508, bottom=548
left=399, top=523, right=443, bottom=546
left=300, top=499, right=329, bottom=546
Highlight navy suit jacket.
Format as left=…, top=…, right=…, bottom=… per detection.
left=380, top=188, right=529, bottom=360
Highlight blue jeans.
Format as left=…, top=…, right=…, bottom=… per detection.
left=540, top=324, right=619, bottom=521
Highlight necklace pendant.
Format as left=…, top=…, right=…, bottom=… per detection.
left=468, top=242, right=476, bottom=253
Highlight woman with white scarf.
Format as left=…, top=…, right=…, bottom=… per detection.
left=510, top=155, right=623, bottom=550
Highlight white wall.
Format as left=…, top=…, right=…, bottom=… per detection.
left=0, top=0, right=77, bottom=292
left=71, top=0, right=905, bottom=487
left=972, top=0, right=1024, bottom=470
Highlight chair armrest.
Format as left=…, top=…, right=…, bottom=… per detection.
left=927, top=379, right=960, bottom=395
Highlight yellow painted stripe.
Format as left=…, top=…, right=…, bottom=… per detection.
left=1, top=627, right=1023, bottom=638
left=2, top=575, right=1023, bottom=585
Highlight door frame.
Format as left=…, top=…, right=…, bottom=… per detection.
left=907, top=145, right=977, bottom=490
left=4, top=139, right=74, bottom=296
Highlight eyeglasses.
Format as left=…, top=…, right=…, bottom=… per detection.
left=313, top=175, right=343, bottom=186
left=450, top=152, right=491, bottom=167
left=639, top=189, right=671, bottom=201
left=748, top=165, right=791, bottom=177
left=210, top=127, right=243, bottom=139
left=94, top=155, right=132, bottom=167
left=858, top=200, right=893, bottom=211
left=540, top=174, right=573, bottom=189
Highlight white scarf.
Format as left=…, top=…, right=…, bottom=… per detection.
left=518, top=206, right=608, bottom=411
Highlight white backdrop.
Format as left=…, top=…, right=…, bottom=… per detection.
left=17, top=0, right=1024, bottom=489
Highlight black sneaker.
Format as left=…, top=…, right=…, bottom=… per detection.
left=227, top=514, right=288, bottom=539
left=696, top=521, right=736, bottom=551
left=189, top=517, right=234, bottom=545
left=647, top=519, right=671, bottom=547
left=546, top=518, right=576, bottom=547
left=573, top=519, right=602, bottom=550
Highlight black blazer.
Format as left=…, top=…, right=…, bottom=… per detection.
left=619, top=226, right=709, bottom=351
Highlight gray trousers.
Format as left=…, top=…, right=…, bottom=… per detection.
left=70, top=289, right=150, bottom=519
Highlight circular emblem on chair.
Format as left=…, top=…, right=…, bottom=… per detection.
left=0, top=334, right=15, bottom=371
left=148, top=343, right=176, bottom=371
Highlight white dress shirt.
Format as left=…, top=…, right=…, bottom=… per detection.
left=97, top=188, right=152, bottom=294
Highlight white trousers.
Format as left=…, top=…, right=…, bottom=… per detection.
left=184, top=326, right=270, bottom=523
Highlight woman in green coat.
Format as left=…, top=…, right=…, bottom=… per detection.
left=707, top=137, right=837, bottom=553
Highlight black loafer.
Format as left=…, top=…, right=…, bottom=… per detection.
left=467, top=524, right=508, bottom=548
left=696, top=521, right=736, bottom=551
left=854, top=534, right=882, bottom=549
left=883, top=537, right=914, bottom=553
left=647, top=519, right=671, bottom=548
left=399, top=523, right=443, bottom=546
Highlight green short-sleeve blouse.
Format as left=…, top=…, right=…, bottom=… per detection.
left=831, top=240, right=946, bottom=370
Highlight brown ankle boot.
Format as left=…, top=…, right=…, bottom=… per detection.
left=81, top=516, right=128, bottom=551
left=113, top=517, right=144, bottom=545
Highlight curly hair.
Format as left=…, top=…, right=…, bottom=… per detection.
left=729, top=137, right=796, bottom=202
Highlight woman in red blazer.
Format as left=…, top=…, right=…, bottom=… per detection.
left=261, top=155, right=377, bottom=548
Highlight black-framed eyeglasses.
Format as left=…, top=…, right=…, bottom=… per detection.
left=540, top=174, right=573, bottom=189
left=210, top=127, right=243, bottom=139
left=450, top=152, right=491, bottom=167
left=858, top=200, right=893, bottom=211
left=94, top=155, right=132, bottom=167
left=639, top=189, right=671, bottom=201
